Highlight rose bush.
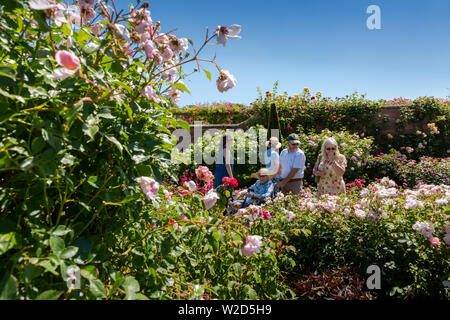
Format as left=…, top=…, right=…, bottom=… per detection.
left=0, top=0, right=243, bottom=299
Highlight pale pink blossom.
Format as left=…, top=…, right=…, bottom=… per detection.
left=167, top=86, right=181, bottom=103
left=241, top=235, right=262, bottom=257
left=161, top=46, right=173, bottom=62
left=195, top=166, right=213, bottom=182
left=161, top=62, right=177, bottom=81
left=412, top=221, right=434, bottom=238
left=216, top=70, right=237, bottom=92
left=429, top=237, right=440, bottom=247
left=79, top=2, right=95, bottom=21
left=203, top=190, right=219, bottom=210
left=444, top=234, right=450, bottom=245
left=163, top=189, right=172, bottom=200
left=404, top=196, right=424, bottom=210
left=67, top=11, right=81, bottom=25
left=56, top=50, right=80, bottom=70
left=92, top=23, right=100, bottom=37
left=184, top=180, right=197, bottom=192
left=114, top=23, right=131, bottom=42
left=354, top=209, right=367, bottom=219
left=169, top=36, right=189, bottom=54
left=140, top=85, right=160, bottom=103
left=53, top=50, right=80, bottom=79
left=29, top=0, right=56, bottom=10
left=286, top=211, right=296, bottom=221
left=144, top=40, right=162, bottom=64
left=215, top=24, right=241, bottom=46
left=136, top=176, right=159, bottom=200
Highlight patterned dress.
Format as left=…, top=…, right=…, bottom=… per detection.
left=317, top=155, right=347, bottom=196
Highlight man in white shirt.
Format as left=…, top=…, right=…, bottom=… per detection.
left=278, top=133, right=306, bottom=195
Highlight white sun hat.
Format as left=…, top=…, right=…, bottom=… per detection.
left=265, top=137, right=282, bottom=149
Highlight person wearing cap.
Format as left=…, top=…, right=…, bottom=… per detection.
left=264, top=136, right=281, bottom=183
left=278, top=133, right=306, bottom=195
left=229, top=168, right=274, bottom=211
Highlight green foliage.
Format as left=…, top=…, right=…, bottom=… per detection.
left=170, top=103, right=252, bottom=125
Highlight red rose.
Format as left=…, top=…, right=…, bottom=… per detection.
left=228, top=177, right=238, bottom=188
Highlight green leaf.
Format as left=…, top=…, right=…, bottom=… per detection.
left=122, top=276, right=140, bottom=300
left=24, top=263, right=42, bottom=283
left=177, top=120, right=190, bottom=131
left=82, top=121, right=99, bottom=140
left=110, top=80, right=131, bottom=94
left=51, top=225, right=73, bottom=236
left=41, top=129, right=63, bottom=151
left=83, top=41, right=100, bottom=54
left=61, top=246, right=79, bottom=259
left=62, top=100, right=83, bottom=129
left=75, top=28, right=91, bottom=43
left=49, top=236, right=65, bottom=255
left=87, top=176, right=101, bottom=188
left=0, top=274, right=17, bottom=300
left=38, top=260, right=59, bottom=275
left=0, top=219, right=19, bottom=255
left=35, top=290, right=62, bottom=300
left=0, top=65, right=16, bottom=80
left=89, top=279, right=107, bottom=299
left=61, top=154, right=77, bottom=166
left=202, top=68, right=211, bottom=81
left=170, top=82, right=191, bottom=95
left=102, top=133, right=123, bottom=153
left=81, top=266, right=97, bottom=280
left=20, top=157, right=38, bottom=171
left=61, top=23, right=72, bottom=36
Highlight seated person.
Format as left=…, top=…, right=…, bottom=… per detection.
left=229, top=168, right=274, bottom=212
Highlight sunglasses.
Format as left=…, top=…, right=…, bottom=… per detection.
left=326, top=147, right=336, bottom=151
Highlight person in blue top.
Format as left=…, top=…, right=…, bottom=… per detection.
left=264, top=136, right=281, bottom=183
left=213, top=133, right=234, bottom=189
left=229, top=168, right=274, bottom=211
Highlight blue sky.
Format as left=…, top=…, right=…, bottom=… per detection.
left=113, top=0, right=450, bottom=106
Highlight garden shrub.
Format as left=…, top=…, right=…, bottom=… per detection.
left=170, top=102, right=252, bottom=125
left=260, top=180, right=450, bottom=299
left=366, top=152, right=450, bottom=187
left=0, top=0, right=247, bottom=300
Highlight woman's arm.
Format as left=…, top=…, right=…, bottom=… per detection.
left=313, top=154, right=325, bottom=176
left=224, top=148, right=233, bottom=178
left=331, top=155, right=346, bottom=176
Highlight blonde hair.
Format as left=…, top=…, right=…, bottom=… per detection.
left=320, top=137, right=343, bottom=161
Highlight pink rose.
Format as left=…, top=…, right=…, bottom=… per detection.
left=92, top=23, right=100, bottom=37
left=262, top=209, right=271, bottom=220
left=241, top=235, right=262, bottom=257
left=55, top=50, right=80, bottom=70
left=195, top=166, right=213, bottom=182
left=136, top=176, right=159, bottom=200
left=216, top=70, right=237, bottom=92
left=203, top=190, right=219, bottom=210
left=429, top=237, right=440, bottom=247
left=140, top=85, right=160, bottom=103
left=184, top=180, right=197, bottom=192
